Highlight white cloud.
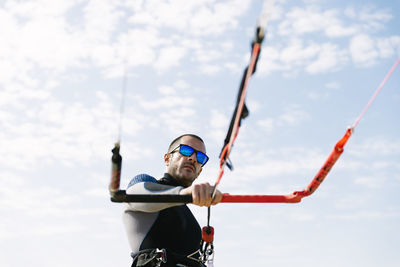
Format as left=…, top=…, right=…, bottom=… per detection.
left=354, top=175, right=383, bottom=189
left=159, top=107, right=198, bottom=133
left=257, top=118, right=275, bottom=133
left=279, top=107, right=309, bottom=125
left=158, top=85, right=176, bottom=95
left=350, top=34, right=379, bottom=66
left=257, top=105, right=310, bottom=133
left=327, top=210, right=400, bottom=220
left=155, top=46, right=188, bottom=72
left=278, top=7, right=324, bottom=36
left=127, top=0, right=251, bottom=36
left=246, top=99, right=262, bottom=113
left=195, top=48, right=222, bottom=64
left=217, top=144, right=341, bottom=198
left=350, top=138, right=400, bottom=157
left=279, top=5, right=392, bottom=39
left=334, top=190, right=371, bottom=207
left=210, top=110, right=229, bottom=129
left=82, top=0, right=123, bottom=43
left=173, top=80, right=190, bottom=89
left=377, top=35, right=400, bottom=58
left=307, top=81, right=341, bottom=100
left=223, top=61, right=241, bottom=74
left=137, top=95, right=195, bottom=110
left=208, top=109, right=230, bottom=143
left=0, top=88, right=124, bottom=170
left=4, top=0, right=80, bottom=18
left=350, top=34, right=400, bottom=66
left=199, top=64, right=222, bottom=75
left=259, top=40, right=347, bottom=76
left=132, top=90, right=204, bottom=134
left=306, top=43, right=347, bottom=74
left=280, top=39, right=319, bottom=64
left=357, top=6, right=393, bottom=31
left=278, top=7, right=358, bottom=38
left=117, top=28, right=160, bottom=69
left=157, top=80, right=191, bottom=95
left=325, top=81, right=341, bottom=89
left=257, top=4, right=398, bottom=76
left=258, top=46, right=289, bottom=74
left=289, top=211, right=316, bottom=222
left=325, top=23, right=358, bottom=38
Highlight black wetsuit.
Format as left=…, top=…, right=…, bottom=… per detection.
left=123, top=173, right=204, bottom=267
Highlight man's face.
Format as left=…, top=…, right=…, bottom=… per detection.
left=164, top=136, right=206, bottom=187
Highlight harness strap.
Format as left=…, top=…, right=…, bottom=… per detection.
left=132, top=248, right=167, bottom=267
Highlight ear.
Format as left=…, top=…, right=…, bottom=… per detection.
left=164, top=153, right=171, bottom=166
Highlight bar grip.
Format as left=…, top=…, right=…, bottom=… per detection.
left=111, top=190, right=193, bottom=203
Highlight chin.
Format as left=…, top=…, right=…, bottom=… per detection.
left=180, top=175, right=196, bottom=186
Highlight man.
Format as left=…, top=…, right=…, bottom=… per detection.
left=123, top=134, right=223, bottom=267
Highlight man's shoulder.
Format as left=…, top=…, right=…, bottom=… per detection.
left=127, top=174, right=158, bottom=188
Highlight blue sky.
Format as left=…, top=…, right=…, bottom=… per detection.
left=0, top=0, right=399, bottom=266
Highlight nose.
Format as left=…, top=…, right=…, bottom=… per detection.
left=187, top=152, right=197, bottom=163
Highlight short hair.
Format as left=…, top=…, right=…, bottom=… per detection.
left=168, top=134, right=205, bottom=153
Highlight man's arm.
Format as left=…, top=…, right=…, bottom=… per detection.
left=125, top=174, right=223, bottom=211
left=125, top=174, right=184, bottom=212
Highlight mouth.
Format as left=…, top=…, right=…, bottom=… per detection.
left=183, top=164, right=195, bottom=172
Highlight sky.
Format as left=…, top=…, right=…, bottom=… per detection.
left=0, top=0, right=399, bottom=266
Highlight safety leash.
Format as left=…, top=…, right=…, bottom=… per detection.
left=200, top=207, right=215, bottom=265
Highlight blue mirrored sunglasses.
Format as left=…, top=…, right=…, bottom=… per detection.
left=170, top=144, right=209, bottom=166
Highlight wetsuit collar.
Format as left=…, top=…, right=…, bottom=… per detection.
left=159, top=173, right=185, bottom=187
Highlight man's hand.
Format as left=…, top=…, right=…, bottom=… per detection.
left=180, top=183, right=222, bottom=207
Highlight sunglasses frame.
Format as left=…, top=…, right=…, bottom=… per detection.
left=170, top=144, right=209, bottom=166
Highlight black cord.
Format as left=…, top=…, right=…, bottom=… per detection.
left=207, top=207, right=211, bottom=229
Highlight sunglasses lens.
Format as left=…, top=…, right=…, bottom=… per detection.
left=179, top=145, right=194, bottom=157
left=196, top=152, right=208, bottom=165
left=178, top=145, right=208, bottom=166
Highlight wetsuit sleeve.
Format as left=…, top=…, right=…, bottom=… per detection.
left=124, top=174, right=184, bottom=212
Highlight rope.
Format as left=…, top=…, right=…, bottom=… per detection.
left=352, top=55, right=400, bottom=129
left=109, top=53, right=129, bottom=196
left=117, top=58, right=128, bottom=144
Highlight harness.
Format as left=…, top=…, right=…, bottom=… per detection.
left=131, top=248, right=206, bottom=267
